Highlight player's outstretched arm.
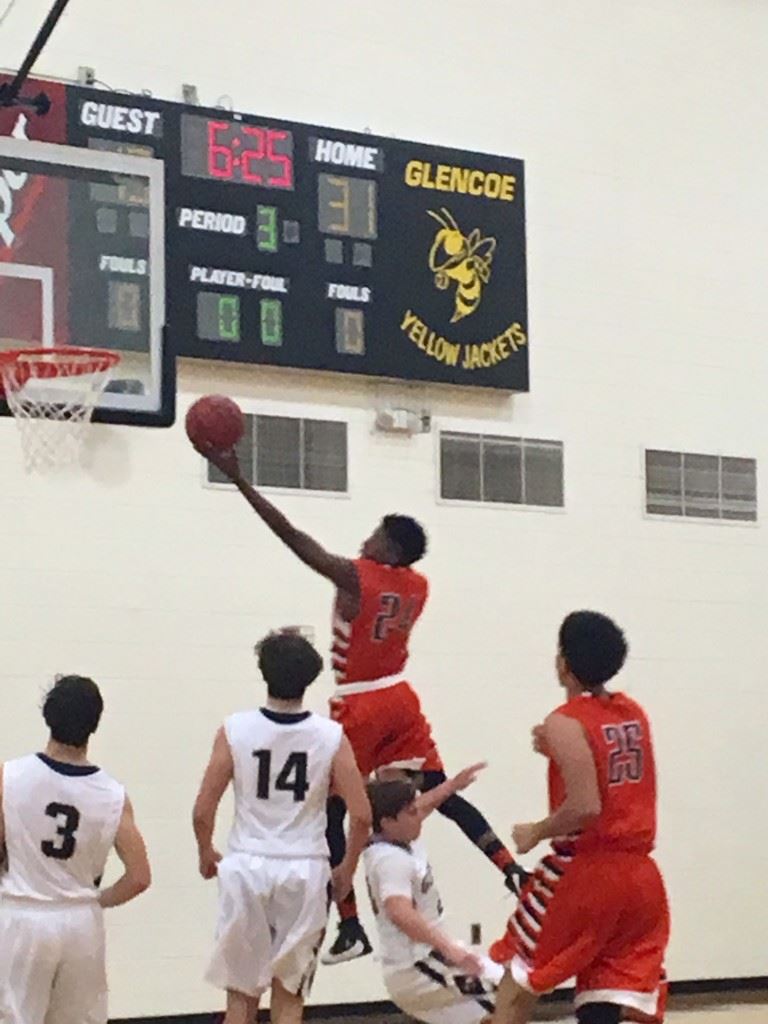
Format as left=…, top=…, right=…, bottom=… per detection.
left=384, top=896, right=483, bottom=976
left=512, top=713, right=601, bottom=855
left=197, top=444, right=359, bottom=597
left=99, top=796, right=151, bottom=908
left=192, top=726, right=234, bottom=879
left=416, top=762, right=487, bottom=819
left=329, top=735, right=372, bottom=901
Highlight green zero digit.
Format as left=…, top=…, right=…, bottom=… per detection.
left=218, top=295, right=241, bottom=341
left=261, top=299, right=283, bottom=346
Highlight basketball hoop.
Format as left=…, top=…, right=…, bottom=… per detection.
left=0, top=346, right=120, bottom=471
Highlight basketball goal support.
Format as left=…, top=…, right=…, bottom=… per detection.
left=0, top=0, right=73, bottom=114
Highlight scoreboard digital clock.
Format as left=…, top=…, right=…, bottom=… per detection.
left=180, top=116, right=295, bottom=188
left=7, top=83, right=529, bottom=392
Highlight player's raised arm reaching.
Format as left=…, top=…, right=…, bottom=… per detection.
left=412, top=761, right=488, bottom=819
left=195, top=443, right=359, bottom=602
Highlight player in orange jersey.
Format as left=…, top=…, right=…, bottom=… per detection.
left=490, top=611, right=669, bottom=1024
left=198, top=444, right=528, bottom=964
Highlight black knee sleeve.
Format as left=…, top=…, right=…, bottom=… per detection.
left=326, top=795, right=347, bottom=868
left=437, top=792, right=497, bottom=845
left=421, top=770, right=498, bottom=845
left=576, top=1003, right=622, bottom=1024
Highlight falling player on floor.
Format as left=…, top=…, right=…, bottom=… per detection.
left=364, top=770, right=504, bottom=1024
left=197, top=444, right=528, bottom=964
left=0, top=675, right=151, bottom=1024
left=192, top=632, right=371, bottom=1024
left=490, top=611, right=670, bottom=1024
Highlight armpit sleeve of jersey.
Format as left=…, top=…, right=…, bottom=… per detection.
left=101, top=783, right=126, bottom=855
left=223, top=716, right=235, bottom=748
left=376, top=849, right=416, bottom=903
left=329, top=718, right=344, bottom=757
left=352, top=558, right=367, bottom=595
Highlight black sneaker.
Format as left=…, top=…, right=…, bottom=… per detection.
left=504, top=863, right=531, bottom=897
left=321, top=918, right=373, bottom=965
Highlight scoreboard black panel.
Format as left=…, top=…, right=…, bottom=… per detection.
left=65, top=88, right=528, bottom=390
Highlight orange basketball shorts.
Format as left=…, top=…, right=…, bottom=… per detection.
left=490, top=849, right=669, bottom=1021
left=622, top=971, right=667, bottom=1023
left=329, top=681, right=443, bottom=778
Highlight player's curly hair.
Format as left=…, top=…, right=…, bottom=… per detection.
left=559, top=611, right=628, bottom=689
left=382, top=514, right=427, bottom=566
left=43, top=675, right=103, bottom=748
left=367, top=779, right=417, bottom=832
left=257, top=632, right=323, bottom=700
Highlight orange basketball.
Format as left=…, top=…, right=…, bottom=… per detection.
left=185, top=394, right=244, bottom=450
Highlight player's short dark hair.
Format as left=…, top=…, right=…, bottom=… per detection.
left=382, top=515, right=427, bottom=566
left=367, top=779, right=417, bottom=832
left=257, top=632, right=323, bottom=700
left=559, top=611, right=628, bottom=689
left=42, top=675, right=104, bottom=748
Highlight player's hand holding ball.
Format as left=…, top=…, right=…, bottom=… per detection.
left=199, top=444, right=242, bottom=483
left=185, top=394, right=245, bottom=483
left=512, top=822, right=541, bottom=855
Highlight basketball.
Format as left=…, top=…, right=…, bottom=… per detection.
left=185, top=394, right=245, bottom=450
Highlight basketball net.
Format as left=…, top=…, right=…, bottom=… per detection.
left=0, top=347, right=120, bottom=472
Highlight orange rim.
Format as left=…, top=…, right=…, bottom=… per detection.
left=0, top=347, right=120, bottom=391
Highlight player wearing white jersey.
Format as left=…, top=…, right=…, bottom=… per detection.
left=364, top=770, right=503, bottom=1024
left=193, top=632, right=371, bottom=1024
left=0, top=675, right=151, bottom=1024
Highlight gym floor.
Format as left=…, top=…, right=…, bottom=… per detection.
left=303, top=996, right=768, bottom=1024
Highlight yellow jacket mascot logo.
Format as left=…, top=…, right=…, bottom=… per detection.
left=427, top=208, right=496, bottom=323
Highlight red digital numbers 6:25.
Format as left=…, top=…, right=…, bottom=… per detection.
left=206, top=121, right=293, bottom=189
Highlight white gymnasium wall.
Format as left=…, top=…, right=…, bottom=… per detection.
left=2, top=0, right=768, bottom=1017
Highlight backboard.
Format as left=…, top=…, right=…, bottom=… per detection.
left=0, top=133, right=173, bottom=426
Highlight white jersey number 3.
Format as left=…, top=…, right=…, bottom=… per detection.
left=41, top=802, right=81, bottom=860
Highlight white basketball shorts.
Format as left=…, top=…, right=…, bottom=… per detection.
left=385, top=950, right=503, bottom=1024
left=206, top=852, right=331, bottom=999
left=0, top=896, right=107, bottom=1024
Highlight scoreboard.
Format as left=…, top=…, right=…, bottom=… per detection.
left=6, top=82, right=529, bottom=391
